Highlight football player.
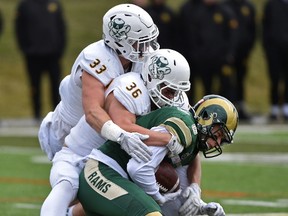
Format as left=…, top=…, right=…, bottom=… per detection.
left=40, top=49, right=191, bottom=216
left=38, top=3, right=159, bottom=163
left=77, top=95, right=238, bottom=216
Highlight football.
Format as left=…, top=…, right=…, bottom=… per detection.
left=155, top=160, right=180, bottom=194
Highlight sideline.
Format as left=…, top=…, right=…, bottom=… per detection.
left=1, top=145, right=288, bottom=165
left=1, top=118, right=288, bottom=137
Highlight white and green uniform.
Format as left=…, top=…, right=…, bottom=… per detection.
left=38, top=40, right=143, bottom=160
left=48, top=72, right=150, bottom=203
left=78, top=106, right=199, bottom=216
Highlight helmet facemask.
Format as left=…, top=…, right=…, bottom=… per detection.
left=197, top=123, right=233, bottom=158
left=127, top=31, right=160, bottom=62
left=149, top=81, right=186, bottom=108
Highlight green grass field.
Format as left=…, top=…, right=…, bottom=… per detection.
left=0, top=125, right=288, bottom=216
left=1, top=0, right=287, bottom=215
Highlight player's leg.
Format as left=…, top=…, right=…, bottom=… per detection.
left=78, top=159, right=162, bottom=216
left=38, top=107, right=72, bottom=160
left=41, top=148, right=83, bottom=216
left=41, top=180, right=74, bottom=216
left=66, top=202, right=85, bottom=216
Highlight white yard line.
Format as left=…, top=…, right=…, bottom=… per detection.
left=1, top=145, right=288, bottom=165
left=202, top=153, right=288, bottom=164
left=223, top=199, right=288, bottom=208
left=13, top=203, right=41, bottom=210
left=0, top=127, right=39, bottom=137
left=0, top=146, right=42, bottom=155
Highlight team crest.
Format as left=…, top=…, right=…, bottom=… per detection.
left=108, top=18, right=131, bottom=42
left=148, top=55, right=171, bottom=80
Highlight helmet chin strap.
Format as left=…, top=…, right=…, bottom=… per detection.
left=202, top=144, right=223, bottom=158
left=198, top=139, right=209, bottom=151
left=198, top=133, right=223, bottom=158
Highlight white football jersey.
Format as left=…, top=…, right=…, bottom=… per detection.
left=39, top=40, right=143, bottom=160
left=65, top=72, right=151, bottom=157
left=58, top=40, right=143, bottom=126
left=105, top=72, right=151, bottom=116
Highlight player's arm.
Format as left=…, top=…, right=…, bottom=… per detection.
left=180, top=154, right=225, bottom=216
left=82, top=71, right=152, bottom=162
left=82, top=70, right=111, bottom=133
left=127, top=134, right=181, bottom=206
left=106, top=91, right=178, bottom=147
left=187, top=153, right=201, bottom=185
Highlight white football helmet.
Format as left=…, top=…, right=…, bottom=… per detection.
left=142, top=49, right=191, bottom=108
left=103, top=4, right=160, bottom=62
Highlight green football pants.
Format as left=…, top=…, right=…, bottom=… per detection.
left=77, top=159, right=162, bottom=216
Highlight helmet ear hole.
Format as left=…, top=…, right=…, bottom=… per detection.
left=148, top=74, right=152, bottom=82
left=202, top=110, right=209, bottom=119
left=115, top=42, right=123, bottom=48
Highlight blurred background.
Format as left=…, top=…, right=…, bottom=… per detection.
left=0, top=0, right=269, bottom=122
left=0, top=1, right=288, bottom=215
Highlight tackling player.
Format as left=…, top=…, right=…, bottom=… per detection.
left=40, top=49, right=191, bottom=216
left=77, top=95, right=238, bottom=216
left=38, top=3, right=160, bottom=163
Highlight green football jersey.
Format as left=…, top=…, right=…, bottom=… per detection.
left=98, top=106, right=199, bottom=171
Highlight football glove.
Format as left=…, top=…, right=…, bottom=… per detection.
left=117, top=132, right=151, bottom=163
left=155, top=189, right=182, bottom=206
left=101, top=120, right=151, bottom=162
left=179, top=183, right=205, bottom=216
left=200, top=202, right=226, bottom=216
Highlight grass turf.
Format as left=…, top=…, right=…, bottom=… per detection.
left=0, top=130, right=288, bottom=215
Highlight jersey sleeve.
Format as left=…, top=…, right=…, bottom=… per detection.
left=105, top=72, right=151, bottom=116
left=161, top=113, right=194, bottom=149
left=76, top=41, right=124, bottom=87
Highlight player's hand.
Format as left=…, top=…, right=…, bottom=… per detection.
left=117, top=132, right=152, bottom=163
left=179, top=183, right=205, bottom=216
left=166, top=134, right=184, bottom=155
left=200, top=202, right=226, bottom=216
left=156, top=189, right=182, bottom=206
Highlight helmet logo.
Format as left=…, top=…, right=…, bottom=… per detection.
left=148, top=55, right=171, bottom=80
left=108, top=18, right=131, bottom=42
left=198, top=111, right=216, bottom=126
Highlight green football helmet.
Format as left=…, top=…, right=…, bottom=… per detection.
left=193, top=94, right=239, bottom=158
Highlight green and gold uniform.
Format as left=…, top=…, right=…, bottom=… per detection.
left=78, top=107, right=199, bottom=216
